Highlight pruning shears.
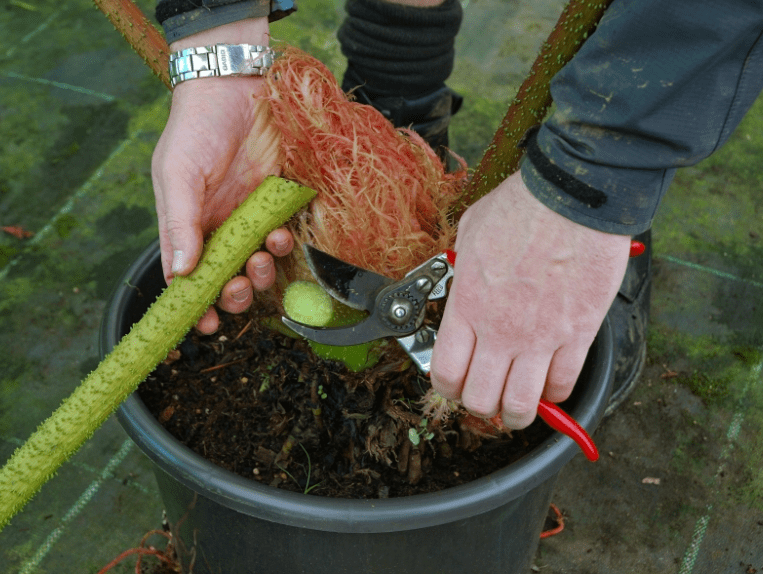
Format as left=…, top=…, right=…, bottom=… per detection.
left=282, top=244, right=656, bottom=462
left=283, top=245, right=457, bottom=373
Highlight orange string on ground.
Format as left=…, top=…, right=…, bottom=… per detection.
left=540, top=503, right=565, bottom=539
left=98, top=529, right=178, bottom=574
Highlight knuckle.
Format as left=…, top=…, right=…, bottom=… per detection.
left=430, top=369, right=461, bottom=399
left=461, top=393, right=499, bottom=419
left=163, top=216, right=189, bottom=240
left=548, top=364, right=579, bottom=391
left=501, top=412, right=534, bottom=430
left=545, top=365, right=582, bottom=403
left=501, top=396, right=537, bottom=421
left=544, top=384, right=573, bottom=404
left=431, top=360, right=460, bottom=387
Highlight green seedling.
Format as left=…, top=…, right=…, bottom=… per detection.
left=408, top=419, right=435, bottom=447
left=276, top=443, right=322, bottom=495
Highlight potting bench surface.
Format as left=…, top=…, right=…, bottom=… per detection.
left=1, top=0, right=761, bottom=572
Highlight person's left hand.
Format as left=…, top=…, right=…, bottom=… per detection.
left=151, top=18, right=293, bottom=335
left=151, top=74, right=293, bottom=333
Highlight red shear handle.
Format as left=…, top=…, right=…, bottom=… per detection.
left=537, top=399, right=599, bottom=462
left=629, top=240, right=645, bottom=258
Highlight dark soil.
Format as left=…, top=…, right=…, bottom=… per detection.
left=138, top=305, right=553, bottom=499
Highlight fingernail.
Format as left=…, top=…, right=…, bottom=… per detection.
left=171, top=250, right=185, bottom=274
left=232, top=288, right=250, bottom=302
left=254, top=262, right=271, bottom=278
left=275, top=239, right=290, bottom=251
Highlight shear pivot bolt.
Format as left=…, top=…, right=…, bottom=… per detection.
left=416, top=278, right=433, bottom=294
left=389, top=298, right=413, bottom=325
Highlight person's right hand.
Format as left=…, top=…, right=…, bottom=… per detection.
left=430, top=171, right=631, bottom=429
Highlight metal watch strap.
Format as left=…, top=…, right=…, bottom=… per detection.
left=169, top=44, right=275, bottom=87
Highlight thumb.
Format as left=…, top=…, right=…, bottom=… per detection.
left=154, top=171, right=205, bottom=283
left=167, top=214, right=204, bottom=278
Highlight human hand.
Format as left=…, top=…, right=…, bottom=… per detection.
left=430, top=171, right=631, bottom=429
left=151, top=19, right=289, bottom=334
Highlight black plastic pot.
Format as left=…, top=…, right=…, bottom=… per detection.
left=102, top=239, right=614, bottom=574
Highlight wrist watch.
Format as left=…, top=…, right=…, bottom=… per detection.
left=169, top=44, right=275, bottom=88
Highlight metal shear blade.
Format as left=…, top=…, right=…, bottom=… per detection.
left=302, top=245, right=393, bottom=312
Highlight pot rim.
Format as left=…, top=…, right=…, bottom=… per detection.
left=107, top=240, right=614, bottom=533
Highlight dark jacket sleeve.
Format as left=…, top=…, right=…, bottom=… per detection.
left=156, top=0, right=296, bottom=44
left=521, top=0, right=763, bottom=235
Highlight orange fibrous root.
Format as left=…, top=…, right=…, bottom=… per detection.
left=264, top=46, right=468, bottom=281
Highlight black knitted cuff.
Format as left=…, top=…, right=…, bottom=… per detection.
left=338, top=0, right=462, bottom=98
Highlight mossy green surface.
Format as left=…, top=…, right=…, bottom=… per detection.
left=644, top=78, right=763, bottom=554
left=1, top=0, right=762, bottom=571
left=653, top=96, right=763, bottom=267
left=0, top=2, right=173, bottom=566
left=650, top=92, right=763, bottom=418
left=736, top=371, right=763, bottom=510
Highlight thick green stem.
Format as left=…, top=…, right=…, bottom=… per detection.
left=93, top=0, right=171, bottom=89
left=0, top=177, right=315, bottom=531
left=281, top=282, right=385, bottom=372
left=455, top=0, right=613, bottom=217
